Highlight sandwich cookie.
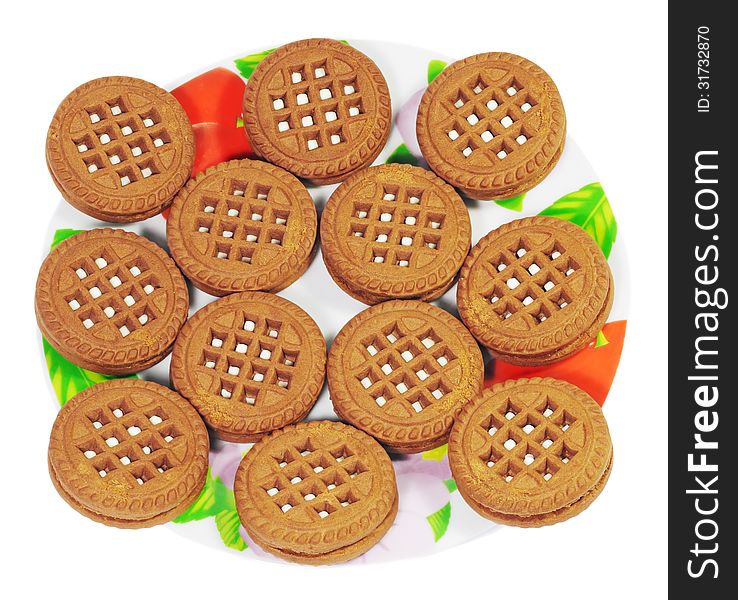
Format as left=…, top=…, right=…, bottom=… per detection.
left=448, top=377, right=612, bottom=527
left=234, top=421, right=397, bottom=564
left=170, top=292, right=326, bottom=442
left=167, top=159, right=317, bottom=296
left=328, top=300, right=483, bottom=453
left=320, top=164, right=471, bottom=304
left=46, top=76, right=195, bottom=221
left=48, top=379, right=209, bottom=528
left=417, top=53, right=565, bottom=200
left=36, top=228, right=189, bottom=375
left=243, top=38, right=392, bottom=185
left=456, top=216, right=613, bottom=365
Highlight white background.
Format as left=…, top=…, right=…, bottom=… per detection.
left=1, top=1, right=667, bottom=598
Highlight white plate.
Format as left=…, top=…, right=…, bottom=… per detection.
left=40, top=39, right=628, bottom=563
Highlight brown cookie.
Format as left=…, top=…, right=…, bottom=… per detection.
left=328, top=300, right=483, bottom=453
left=320, top=164, right=471, bottom=304
left=166, top=159, right=317, bottom=296
left=417, top=53, right=565, bottom=200
left=457, top=216, right=613, bottom=365
left=170, top=292, right=326, bottom=442
left=234, top=421, right=397, bottom=564
left=242, top=39, right=392, bottom=185
left=48, top=379, right=209, bottom=528
left=448, top=377, right=612, bottom=527
left=46, top=76, right=195, bottom=222
left=36, top=229, right=189, bottom=375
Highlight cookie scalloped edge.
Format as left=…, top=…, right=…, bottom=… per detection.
left=47, top=379, right=209, bottom=521
left=416, top=52, right=565, bottom=199
left=35, top=228, right=189, bottom=373
left=448, top=377, right=612, bottom=516
left=456, top=216, right=612, bottom=358
left=242, top=39, right=392, bottom=183
left=320, top=164, right=472, bottom=299
left=46, top=76, right=195, bottom=221
left=166, top=159, right=317, bottom=295
left=169, top=292, right=326, bottom=439
left=234, top=420, right=397, bottom=553
left=328, top=300, right=483, bottom=448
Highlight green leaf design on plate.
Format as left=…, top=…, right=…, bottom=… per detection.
left=421, top=444, right=448, bottom=461
left=215, top=509, right=247, bottom=551
left=174, top=470, right=247, bottom=551
left=234, top=49, right=276, bottom=79
left=51, top=228, right=84, bottom=249
left=494, top=193, right=526, bottom=212
left=427, top=59, right=448, bottom=83
left=443, top=478, right=457, bottom=493
left=426, top=502, right=451, bottom=542
left=385, top=143, right=419, bottom=166
left=538, top=182, right=617, bottom=259
left=595, top=330, right=609, bottom=348
left=235, top=41, right=350, bottom=80
left=174, top=470, right=232, bottom=522
left=43, top=338, right=135, bottom=407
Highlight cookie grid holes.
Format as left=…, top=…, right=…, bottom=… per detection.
left=354, top=320, right=457, bottom=417
left=480, top=235, right=580, bottom=329
left=478, top=392, right=580, bottom=486
left=196, top=311, right=300, bottom=407
left=347, top=182, right=447, bottom=269
left=260, top=437, right=367, bottom=521
left=193, top=178, right=292, bottom=265
left=73, top=93, right=172, bottom=188
left=77, top=396, right=182, bottom=487
left=440, top=72, right=539, bottom=164
left=269, top=56, right=367, bottom=154
left=67, top=247, right=162, bottom=339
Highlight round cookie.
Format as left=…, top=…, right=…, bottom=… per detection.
left=166, top=159, right=317, bottom=296
left=320, top=164, right=471, bottom=305
left=234, top=421, right=398, bottom=564
left=48, top=379, right=209, bottom=528
left=170, top=292, right=326, bottom=442
left=46, top=76, right=195, bottom=222
left=457, top=216, right=613, bottom=365
left=243, top=38, right=392, bottom=185
left=36, top=228, right=189, bottom=375
left=417, top=53, right=565, bottom=200
left=328, top=300, right=484, bottom=453
left=448, top=377, right=612, bottom=527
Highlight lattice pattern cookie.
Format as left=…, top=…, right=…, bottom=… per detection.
left=48, top=379, right=209, bottom=528
left=457, top=216, right=613, bottom=365
left=46, top=76, right=195, bottom=222
left=320, top=164, right=471, bottom=304
left=243, top=39, right=392, bottom=185
left=448, top=377, right=612, bottom=527
left=417, top=53, right=565, bottom=200
left=35, top=228, right=189, bottom=375
left=167, top=159, right=318, bottom=296
left=234, top=421, right=397, bottom=564
left=328, top=300, right=483, bottom=452
left=170, top=292, right=326, bottom=442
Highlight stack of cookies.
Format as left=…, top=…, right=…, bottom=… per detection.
left=36, top=37, right=616, bottom=564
